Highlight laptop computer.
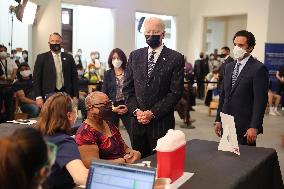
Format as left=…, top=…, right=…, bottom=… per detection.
left=86, top=160, right=156, bottom=189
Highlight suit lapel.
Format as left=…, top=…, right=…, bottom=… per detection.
left=48, top=51, right=56, bottom=75
left=230, top=56, right=254, bottom=95
left=148, top=46, right=169, bottom=83
left=142, top=48, right=149, bottom=83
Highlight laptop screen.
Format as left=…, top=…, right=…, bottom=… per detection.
left=86, top=160, right=156, bottom=189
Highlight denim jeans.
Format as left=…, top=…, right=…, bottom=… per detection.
left=20, top=104, right=40, bottom=118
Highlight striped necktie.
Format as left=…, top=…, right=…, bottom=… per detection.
left=147, top=51, right=156, bottom=77
left=231, top=62, right=241, bottom=87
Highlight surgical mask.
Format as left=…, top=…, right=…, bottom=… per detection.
left=94, top=54, right=99, bottom=59
left=0, top=51, right=7, bottom=59
left=77, top=70, right=84, bottom=76
left=22, top=53, right=28, bottom=59
left=77, top=51, right=82, bottom=56
left=97, top=105, right=112, bottom=120
left=145, top=35, right=161, bottom=49
left=233, top=46, right=247, bottom=60
left=89, top=68, right=96, bottom=74
left=112, top=59, right=122, bottom=68
left=50, top=44, right=61, bottom=52
left=220, top=54, right=226, bottom=58
left=20, top=70, right=32, bottom=78
left=75, top=57, right=80, bottom=62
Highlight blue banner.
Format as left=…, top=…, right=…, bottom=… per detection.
left=264, top=43, right=284, bottom=75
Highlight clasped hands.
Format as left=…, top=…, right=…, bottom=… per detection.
left=136, top=110, right=154, bottom=125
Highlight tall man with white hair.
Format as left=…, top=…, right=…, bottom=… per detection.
left=123, top=17, right=184, bottom=158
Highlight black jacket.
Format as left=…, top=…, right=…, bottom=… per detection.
left=33, top=51, right=78, bottom=98
left=216, top=56, right=269, bottom=136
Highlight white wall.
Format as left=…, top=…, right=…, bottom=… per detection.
left=226, top=15, right=247, bottom=52
left=188, top=0, right=270, bottom=63
left=0, top=0, right=29, bottom=52
left=266, top=0, right=284, bottom=43
left=61, top=0, right=190, bottom=57
left=62, top=4, right=114, bottom=66
left=31, top=0, right=61, bottom=68
left=206, top=20, right=225, bottom=54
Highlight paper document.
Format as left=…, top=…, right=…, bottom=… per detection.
left=218, top=112, right=240, bottom=155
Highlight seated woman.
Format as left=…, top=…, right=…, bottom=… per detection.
left=38, top=92, right=88, bottom=189
left=0, top=127, right=51, bottom=189
left=75, top=91, right=141, bottom=168
left=12, top=63, right=40, bottom=118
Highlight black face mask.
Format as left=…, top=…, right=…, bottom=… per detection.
left=145, top=35, right=161, bottom=49
left=220, top=54, right=226, bottom=58
left=96, top=105, right=112, bottom=120
left=50, top=44, right=61, bottom=52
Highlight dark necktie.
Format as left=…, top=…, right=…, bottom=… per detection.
left=147, top=51, right=156, bottom=77
left=231, top=62, right=241, bottom=87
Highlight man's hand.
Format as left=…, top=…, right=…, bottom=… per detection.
left=214, top=122, right=222, bottom=137
left=116, top=105, right=128, bottom=115
left=244, top=128, right=257, bottom=144
left=36, top=98, right=44, bottom=108
left=137, top=110, right=154, bottom=125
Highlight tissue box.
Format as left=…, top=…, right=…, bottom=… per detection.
left=156, top=143, right=186, bottom=182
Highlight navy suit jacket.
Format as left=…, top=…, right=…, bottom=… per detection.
left=33, top=51, right=78, bottom=98
left=216, top=56, right=269, bottom=136
left=102, top=69, right=120, bottom=102
left=123, top=46, right=184, bottom=138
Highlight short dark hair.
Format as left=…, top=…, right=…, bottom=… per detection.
left=0, top=44, right=7, bottom=51
left=107, top=48, right=127, bottom=70
left=221, top=46, right=230, bottom=52
left=199, top=52, right=204, bottom=59
left=233, top=30, right=256, bottom=49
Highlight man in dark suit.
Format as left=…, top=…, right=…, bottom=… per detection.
left=33, top=32, right=78, bottom=108
left=123, top=17, right=184, bottom=158
left=214, top=30, right=269, bottom=146
left=194, top=52, right=207, bottom=99
left=217, top=46, right=234, bottom=91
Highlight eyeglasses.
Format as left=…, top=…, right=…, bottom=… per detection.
left=92, top=100, right=113, bottom=108
left=47, top=142, right=57, bottom=166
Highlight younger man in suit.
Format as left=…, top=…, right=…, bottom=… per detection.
left=214, top=30, right=269, bottom=146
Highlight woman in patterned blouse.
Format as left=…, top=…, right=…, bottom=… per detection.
left=75, top=91, right=141, bottom=168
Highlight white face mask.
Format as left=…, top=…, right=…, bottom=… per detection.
left=75, top=57, right=80, bottom=62
left=233, top=46, right=247, bottom=60
left=94, top=59, right=101, bottom=69
left=89, top=68, right=96, bottom=74
left=0, top=51, right=7, bottom=59
left=20, top=70, right=32, bottom=78
left=77, top=70, right=84, bottom=76
left=112, top=59, right=123, bottom=68
left=22, top=53, right=28, bottom=59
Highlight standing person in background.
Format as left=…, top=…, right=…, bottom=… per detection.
left=194, top=52, right=207, bottom=99
left=123, top=17, right=184, bottom=158
left=218, top=46, right=234, bottom=91
left=33, top=32, right=78, bottom=108
left=214, top=30, right=269, bottom=146
left=0, top=44, right=18, bottom=121
left=0, top=127, right=51, bottom=189
left=102, top=48, right=131, bottom=135
left=276, top=64, right=284, bottom=110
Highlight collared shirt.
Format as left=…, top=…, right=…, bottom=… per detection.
left=51, top=51, right=64, bottom=88
left=148, top=44, right=164, bottom=63
left=235, top=55, right=251, bottom=77
left=51, top=51, right=62, bottom=64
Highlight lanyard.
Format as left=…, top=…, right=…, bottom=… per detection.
left=0, top=59, right=8, bottom=78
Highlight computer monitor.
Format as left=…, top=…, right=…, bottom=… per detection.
left=86, top=160, right=156, bottom=189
